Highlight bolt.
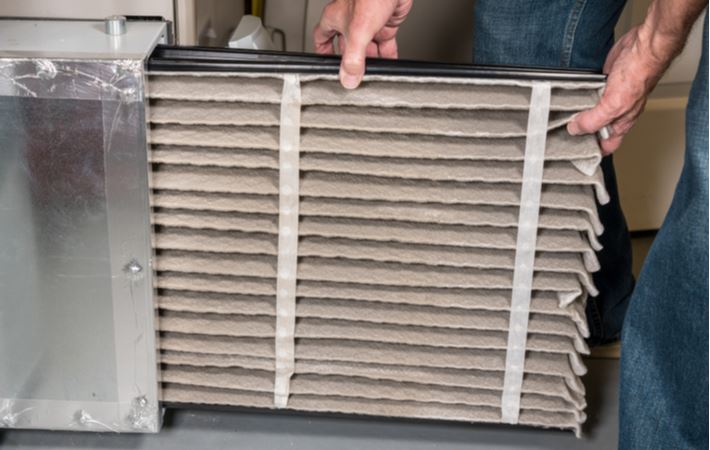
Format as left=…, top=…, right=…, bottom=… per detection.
left=105, top=15, right=127, bottom=36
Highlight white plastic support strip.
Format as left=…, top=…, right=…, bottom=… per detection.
left=501, top=82, right=552, bottom=424
left=273, top=74, right=301, bottom=408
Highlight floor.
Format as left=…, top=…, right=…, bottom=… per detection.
left=0, top=235, right=655, bottom=450
left=0, top=358, right=620, bottom=450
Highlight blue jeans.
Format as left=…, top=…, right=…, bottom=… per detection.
left=473, top=0, right=634, bottom=346
left=474, top=2, right=709, bottom=447
left=618, top=15, right=709, bottom=450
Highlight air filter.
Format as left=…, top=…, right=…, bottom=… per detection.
left=147, top=48, right=606, bottom=436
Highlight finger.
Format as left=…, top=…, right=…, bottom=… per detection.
left=567, top=95, right=621, bottom=135
left=600, top=135, right=624, bottom=155
left=340, top=26, right=374, bottom=88
left=366, top=41, right=379, bottom=57
left=340, top=3, right=396, bottom=89
left=339, top=35, right=377, bottom=57
left=337, top=34, right=345, bottom=54
left=314, top=21, right=339, bottom=54
left=377, top=37, right=398, bottom=58
left=315, top=31, right=336, bottom=54
left=599, top=111, right=640, bottom=155
left=313, top=2, right=344, bottom=54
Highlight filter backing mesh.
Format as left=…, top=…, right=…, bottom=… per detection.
left=147, top=72, right=605, bottom=436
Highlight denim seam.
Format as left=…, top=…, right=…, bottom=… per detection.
left=560, top=0, right=588, bottom=67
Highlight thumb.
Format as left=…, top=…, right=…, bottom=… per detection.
left=567, top=96, right=618, bottom=136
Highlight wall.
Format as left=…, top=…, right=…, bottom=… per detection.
left=265, top=0, right=475, bottom=61
left=0, top=0, right=173, bottom=22
left=195, top=0, right=245, bottom=46
left=174, top=0, right=245, bottom=45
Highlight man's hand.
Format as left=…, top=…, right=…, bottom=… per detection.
left=313, top=0, right=413, bottom=89
left=567, top=0, right=705, bottom=154
left=567, top=26, right=668, bottom=154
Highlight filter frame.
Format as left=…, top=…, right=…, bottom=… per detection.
left=148, top=45, right=605, bottom=82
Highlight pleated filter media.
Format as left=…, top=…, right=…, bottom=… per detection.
left=146, top=70, right=607, bottom=436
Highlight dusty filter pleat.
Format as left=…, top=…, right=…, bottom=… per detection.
left=148, top=71, right=606, bottom=437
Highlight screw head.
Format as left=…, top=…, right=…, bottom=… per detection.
left=124, top=260, right=143, bottom=275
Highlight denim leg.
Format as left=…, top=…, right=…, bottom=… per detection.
left=618, top=14, right=709, bottom=450
left=473, top=0, right=634, bottom=345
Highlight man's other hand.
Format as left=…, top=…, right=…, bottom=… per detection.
left=567, top=0, right=702, bottom=154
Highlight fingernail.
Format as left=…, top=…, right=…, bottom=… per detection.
left=340, top=69, right=361, bottom=89
left=341, top=74, right=360, bottom=89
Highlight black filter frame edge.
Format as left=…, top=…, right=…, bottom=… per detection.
left=148, top=45, right=606, bottom=82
